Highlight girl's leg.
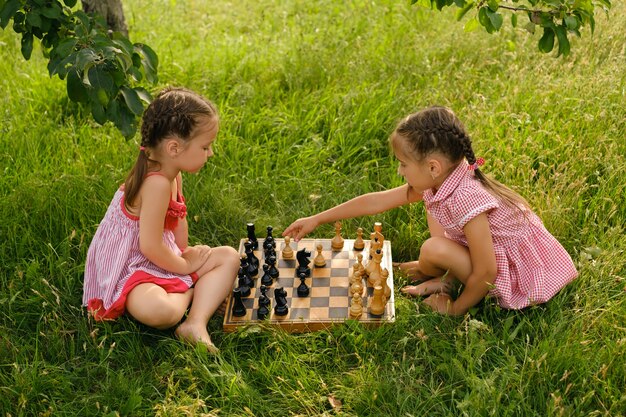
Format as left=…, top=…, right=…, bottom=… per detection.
left=175, top=246, right=239, bottom=351
left=401, top=237, right=472, bottom=297
left=126, top=283, right=194, bottom=329
left=395, top=212, right=447, bottom=281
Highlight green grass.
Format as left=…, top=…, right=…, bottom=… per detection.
left=1, top=0, right=625, bottom=415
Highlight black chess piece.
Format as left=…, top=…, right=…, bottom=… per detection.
left=267, top=254, right=279, bottom=279
left=238, top=266, right=254, bottom=289
left=263, top=226, right=276, bottom=250
left=261, top=264, right=274, bottom=286
left=296, top=248, right=311, bottom=278
left=274, top=287, right=289, bottom=316
left=257, top=285, right=271, bottom=320
left=232, top=288, right=247, bottom=317
left=247, top=222, right=258, bottom=250
left=236, top=272, right=251, bottom=298
left=245, top=240, right=259, bottom=267
left=296, top=272, right=309, bottom=297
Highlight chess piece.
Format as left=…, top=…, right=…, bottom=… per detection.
left=314, top=243, right=326, bottom=267
left=369, top=285, right=385, bottom=316
left=297, top=272, right=310, bottom=297
left=355, top=253, right=364, bottom=276
left=353, top=227, right=365, bottom=251
left=349, top=293, right=363, bottom=318
left=247, top=222, right=258, bottom=250
left=267, top=254, right=280, bottom=279
left=373, top=221, right=383, bottom=235
left=296, top=248, right=311, bottom=277
left=331, top=221, right=344, bottom=250
left=263, top=226, right=276, bottom=250
left=365, top=248, right=383, bottom=278
left=274, top=287, right=289, bottom=316
left=232, top=288, right=247, bottom=317
left=350, top=278, right=363, bottom=298
left=236, top=271, right=251, bottom=298
left=257, top=285, right=271, bottom=320
left=244, top=240, right=259, bottom=275
left=381, top=268, right=391, bottom=302
left=282, top=236, right=294, bottom=259
left=261, top=264, right=274, bottom=286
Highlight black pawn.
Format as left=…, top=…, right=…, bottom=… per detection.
left=257, top=285, right=271, bottom=320
left=267, top=254, right=279, bottom=279
left=274, top=287, right=289, bottom=316
left=247, top=222, right=258, bottom=250
left=232, top=288, right=247, bottom=317
left=297, top=272, right=309, bottom=297
left=263, top=226, right=276, bottom=250
left=261, top=264, right=274, bottom=286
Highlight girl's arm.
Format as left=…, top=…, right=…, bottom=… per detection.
left=283, top=184, right=422, bottom=241
left=172, top=173, right=189, bottom=250
left=448, top=213, right=498, bottom=315
left=138, top=175, right=196, bottom=275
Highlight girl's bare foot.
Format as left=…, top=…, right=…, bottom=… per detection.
left=175, top=321, right=219, bottom=354
left=401, top=276, right=453, bottom=297
left=393, top=261, right=430, bottom=282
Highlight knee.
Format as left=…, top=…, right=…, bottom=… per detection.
left=419, top=237, right=449, bottom=263
left=216, top=246, right=240, bottom=267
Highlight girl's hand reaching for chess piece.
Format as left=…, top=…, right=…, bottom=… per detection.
left=283, top=215, right=319, bottom=242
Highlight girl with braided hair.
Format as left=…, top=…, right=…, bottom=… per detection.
left=283, top=106, right=576, bottom=315
left=83, top=87, right=239, bottom=351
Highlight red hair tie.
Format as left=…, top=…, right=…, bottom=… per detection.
left=468, top=157, right=485, bottom=170
left=139, top=146, right=146, bottom=151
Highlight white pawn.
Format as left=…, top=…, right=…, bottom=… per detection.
left=314, top=243, right=326, bottom=267
left=282, top=236, right=294, bottom=259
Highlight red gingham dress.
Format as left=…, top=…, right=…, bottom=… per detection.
left=422, top=161, right=577, bottom=309
left=82, top=175, right=198, bottom=320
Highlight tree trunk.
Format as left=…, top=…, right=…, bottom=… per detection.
left=82, top=0, right=128, bottom=37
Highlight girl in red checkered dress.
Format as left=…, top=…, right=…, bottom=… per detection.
left=83, top=88, right=239, bottom=351
left=283, top=107, right=577, bottom=315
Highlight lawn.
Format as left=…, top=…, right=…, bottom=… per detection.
left=0, top=0, right=625, bottom=415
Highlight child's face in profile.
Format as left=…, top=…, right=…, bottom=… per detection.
left=177, top=116, right=219, bottom=174
left=392, top=134, right=434, bottom=193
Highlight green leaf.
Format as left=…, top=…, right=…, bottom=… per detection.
left=464, top=16, right=480, bottom=32
left=87, top=66, right=115, bottom=96
left=67, top=69, right=88, bottom=102
left=120, top=86, right=144, bottom=116
left=478, top=7, right=495, bottom=33
left=41, top=6, right=62, bottom=19
left=63, top=0, right=77, bottom=7
left=487, top=0, right=498, bottom=12
left=75, top=48, right=99, bottom=71
left=538, top=27, right=555, bottom=53
left=21, top=32, right=33, bottom=60
left=90, top=100, right=107, bottom=125
left=564, top=15, right=578, bottom=30
left=455, top=1, right=474, bottom=21
left=0, top=0, right=20, bottom=29
left=511, top=13, right=517, bottom=28
left=487, top=10, right=503, bottom=30
left=134, top=43, right=158, bottom=84
left=109, top=98, right=137, bottom=138
left=51, top=38, right=78, bottom=59
left=554, top=25, right=570, bottom=57
left=134, top=87, right=152, bottom=105
left=26, top=11, right=42, bottom=28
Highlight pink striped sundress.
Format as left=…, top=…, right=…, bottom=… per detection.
left=83, top=179, right=197, bottom=320
left=422, top=161, right=578, bottom=309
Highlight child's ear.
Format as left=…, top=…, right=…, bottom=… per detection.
left=165, top=139, right=181, bottom=157
left=428, top=158, right=443, bottom=179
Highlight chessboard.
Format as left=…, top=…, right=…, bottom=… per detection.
left=222, top=238, right=396, bottom=333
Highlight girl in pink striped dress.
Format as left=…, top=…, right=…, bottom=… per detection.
left=283, top=107, right=577, bottom=315
left=83, top=87, right=239, bottom=351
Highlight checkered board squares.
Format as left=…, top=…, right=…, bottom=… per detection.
left=223, top=238, right=395, bottom=333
